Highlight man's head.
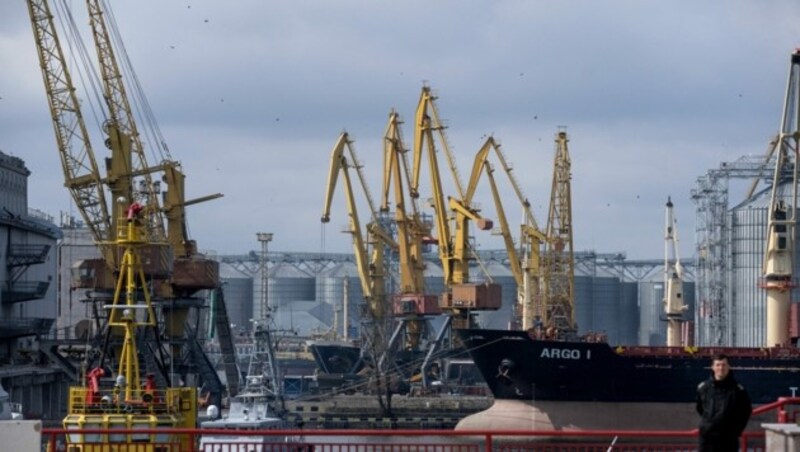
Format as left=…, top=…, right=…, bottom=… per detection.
left=712, top=353, right=731, bottom=381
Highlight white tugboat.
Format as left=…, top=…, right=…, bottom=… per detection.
left=199, top=323, right=311, bottom=451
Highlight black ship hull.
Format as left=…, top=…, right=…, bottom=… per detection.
left=308, top=342, right=363, bottom=374
left=455, top=329, right=800, bottom=430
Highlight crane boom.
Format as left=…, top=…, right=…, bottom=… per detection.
left=411, top=87, right=492, bottom=291
left=412, top=92, right=456, bottom=284
left=542, top=130, right=576, bottom=333
left=465, top=136, right=547, bottom=330
left=322, top=133, right=373, bottom=300
left=382, top=111, right=426, bottom=293
left=412, top=87, right=465, bottom=200
left=27, top=0, right=112, bottom=262
left=664, top=197, right=687, bottom=346
left=381, top=111, right=439, bottom=354
left=321, top=132, right=389, bottom=324
left=85, top=0, right=166, bottom=242
left=762, top=50, right=800, bottom=347
left=410, top=86, right=499, bottom=337
left=29, top=0, right=227, bottom=403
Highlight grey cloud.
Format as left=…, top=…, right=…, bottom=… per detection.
left=1, top=0, right=798, bottom=258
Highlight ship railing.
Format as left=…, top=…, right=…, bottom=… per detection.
left=40, top=397, right=800, bottom=450
left=614, top=344, right=800, bottom=358
left=67, top=387, right=191, bottom=415
left=753, top=396, right=800, bottom=423
left=39, top=426, right=763, bottom=451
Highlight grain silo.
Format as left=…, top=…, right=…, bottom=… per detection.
left=573, top=271, right=594, bottom=336
left=638, top=280, right=665, bottom=346
left=252, top=263, right=315, bottom=320
left=727, top=183, right=800, bottom=347
left=474, top=261, right=514, bottom=330
left=618, top=281, right=639, bottom=345
left=423, top=262, right=445, bottom=300
left=695, top=180, right=800, bottom=348
left=683, top=281, right=696, bottom=334
left=218, top=261, right=253, bottom=331
left=273, top=300, right=334, bottom=336
left=592, top=271, right=621, bottom=344
left=639, top=276, right=696, bottom=346
left=316, top=262, right=363, bottom=337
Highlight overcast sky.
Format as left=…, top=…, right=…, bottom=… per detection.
left=0, top=1, right=798, bottom=260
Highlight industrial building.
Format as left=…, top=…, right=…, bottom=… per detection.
left=0, top=149, right=68, bottom=421
left=693, top=155, right=800, bottom=347
left=214, top=250, right=697, bottom=347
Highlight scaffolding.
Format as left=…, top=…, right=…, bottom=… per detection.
left=690, top=152, right=787, bottom=346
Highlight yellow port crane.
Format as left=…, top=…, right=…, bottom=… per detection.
left=27, top=0, right=232, bottom=401
left=62, top=205, right=196, bottom=450
left=541, top=129, right=576, bottom=333
left=28, top=0, right=110, bottom=261
left=410, top=86, right=500, bottom=356
left=28, top=0, right=222, bottom=290
left=85, top=0, right=164, bottom=244
left=81, top=0, right=223, bottom=293
left=321, top=132, right=396, bottom=357
left=761, top=50, right=800, bottom=347
left=663, top=197, right=687, bottom=346
left=381, top=111, right=440, bottom=354
left=465, top=136, right=547, bottom=331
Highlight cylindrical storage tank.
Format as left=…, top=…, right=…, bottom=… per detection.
left=423, top=263, right=446, bottom=335
left=316, top=262, right=363, bottom=337
left=423, top=263, right=445, bottom=302
left=618, top=281, right=639, bottom=345
left=218, top=262, right=253, bottom=331
left=638, top=276, right=695, bottom=347
left=592, top=272, right=621, bottom=344
left=729, top=190, right=769, bottom=347
left=574, top=273, right=594, bottom=336
left=638, top=280, right=665, bottom=346
left=727, top=183, right=800, bottom=347
left=253, top=263, right=315, bottom=320
left=682, top=280, right=696, bottom=329
left=725, top=183, right=800, bottom=347
left=474, top=262, right=515, bottom=330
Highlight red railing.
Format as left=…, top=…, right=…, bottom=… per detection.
left=38, top=427, right=760, bottom=451
left=41, top=397, right=800, bottom=451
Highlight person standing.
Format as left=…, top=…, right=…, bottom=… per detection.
left=696, top=353, right=752, bottom=451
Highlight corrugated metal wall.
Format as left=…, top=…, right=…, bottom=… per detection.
left=574, top=275, right=594, bottom=336
left=639, top=280, right=695, bottom=346
left=619, top=281, right=639, bottom=345
left=315, top=262, right=363, bottom=337
left=219, top=262, right=253, bottom=331
left=638, top=281, right=664, bottom=345
left=474, top=262, right=515, bottom=330
left=725, top=183, right=800, bottom=347
left=592, top=276, right=621, bottom=343
left=252, top=263, right=315, bottom=320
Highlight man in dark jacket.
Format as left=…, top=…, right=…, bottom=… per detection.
left=696, top=353, right=752, bottom=451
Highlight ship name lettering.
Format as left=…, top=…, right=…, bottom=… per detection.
left=540, top=348, right=581, bottom=359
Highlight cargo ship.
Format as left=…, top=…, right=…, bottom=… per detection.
left=308, top=341, right=364, bottom=375
left=457, top=48, right=800, bottom=432
left=455, top=328, right=800, bottom=430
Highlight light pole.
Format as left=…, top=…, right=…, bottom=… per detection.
left=256, top=232, right=273, bottom=321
